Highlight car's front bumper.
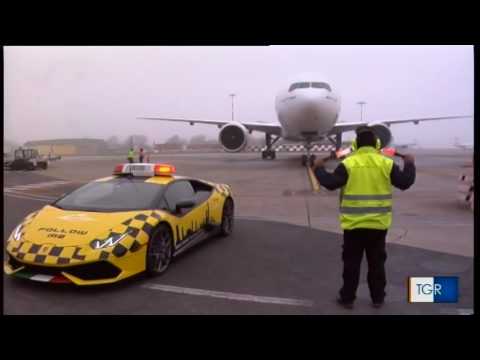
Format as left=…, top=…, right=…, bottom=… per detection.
left=4, top=245, right=147, bottom=286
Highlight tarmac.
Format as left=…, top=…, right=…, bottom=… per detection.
left=3, top=148, right=474, bottom=315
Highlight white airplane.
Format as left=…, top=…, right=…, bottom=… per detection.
left=139, top=74, right=471, bottom=166
left=454, top=137, right=473, bottom=150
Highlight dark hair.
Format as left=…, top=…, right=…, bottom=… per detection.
left=356, top=131, right=377, bottom=148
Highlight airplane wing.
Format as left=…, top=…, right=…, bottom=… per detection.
left=329, top=115, right=472, bottom=135
left=138, top=117, right=283, bottom=136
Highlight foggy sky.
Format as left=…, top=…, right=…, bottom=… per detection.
left=4, top=45, right=474, bottom=147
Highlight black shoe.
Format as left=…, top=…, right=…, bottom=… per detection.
left=336, top=297, right=354, bottom=309
left=371, top=301, right=384, bottom=309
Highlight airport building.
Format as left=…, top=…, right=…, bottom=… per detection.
left=23, top=138, right=109, bottom=156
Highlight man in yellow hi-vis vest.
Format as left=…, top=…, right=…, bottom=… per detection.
left=127, top=148, right=135, bottom=163
left=313, top=126, right=416, bottom=309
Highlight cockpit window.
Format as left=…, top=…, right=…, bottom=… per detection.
left=288, top=82, right=310, bottom=92
left=311, top=82, right=332, bottom=91
left=289, top=82, right=331, bottom=92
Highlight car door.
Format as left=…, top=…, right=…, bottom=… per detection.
left=189, top=179, right=216, bottom=225
left=161, top=180, right=205, bottom=248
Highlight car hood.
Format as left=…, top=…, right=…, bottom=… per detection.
left=21, top=205, right=157, bottom=246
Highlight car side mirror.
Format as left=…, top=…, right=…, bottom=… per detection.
left=175, top=199, right=195, bottom=214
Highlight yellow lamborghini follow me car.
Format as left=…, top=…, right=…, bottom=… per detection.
left=4, top=163, right=234, bottom=285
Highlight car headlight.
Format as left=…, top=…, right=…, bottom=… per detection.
left=90, top=232, right=129, bottom=250
left=9, top=224, right=23, bottom=242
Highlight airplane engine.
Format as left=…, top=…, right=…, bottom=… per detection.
left=219, top=122, right=249, bottom=152
left=368, top=123, right=393, bottom=148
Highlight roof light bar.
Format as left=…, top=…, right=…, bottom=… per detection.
left=113, top=163, right=176, bottom=176
left=154, top=164, right=176, bottom=176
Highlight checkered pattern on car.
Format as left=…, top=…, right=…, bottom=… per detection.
left=9, top=242, right=91, bottom=265
left=92, top=210, right=162, bottom=261
left=7, top=210, right=163, bottom=265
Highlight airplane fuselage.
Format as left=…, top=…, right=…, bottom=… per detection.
left=275, top=81, right=341, bottom=142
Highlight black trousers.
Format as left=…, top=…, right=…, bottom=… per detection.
left=339, top=228, right=387, bottom=303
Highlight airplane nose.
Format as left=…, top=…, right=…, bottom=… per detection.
left=298, top=104, right=323, bottom=131
left=300, top=96, right=325, bottom=117
left=299, top=91, right=329, bottom=109
left=294, top=91, right=337, bottom=133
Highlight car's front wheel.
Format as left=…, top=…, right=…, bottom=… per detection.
left=146, top=223, right=173, bottom=276
left=219, top=197, right=234, bottom=237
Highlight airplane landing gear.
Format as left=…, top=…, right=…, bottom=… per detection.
left=327, top=133, right=343, bottom=151
left=335, top=133, right=342, bottom=151
left=301, top=154, right=316, bottom=167
left=262, top=133, right=280, bottom=160
left=262, top=149, right=276, bottom=160
left=302, top=142, right=316, bottom=167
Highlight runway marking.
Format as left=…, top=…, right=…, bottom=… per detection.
left=4, top=180, right=70, bottom=190
left=4, top=192, right=56, bottom=202
left=306, top=166, right=321, bottom=193
left=4, top=188, right=58, bottom=199
left=4, top=180, right=70, bottom=202
left=143, top=283, right=314, bottom=307
left=4, top=188, right=58, bottom=197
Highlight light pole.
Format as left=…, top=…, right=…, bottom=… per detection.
left=357, top=101, right=367, bottom=122
left=229, top=94, right=236, bottom=122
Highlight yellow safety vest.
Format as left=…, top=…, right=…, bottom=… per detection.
left=340, top=146, right=394, bottom=230
left=128, top=150, right=134, bottom=159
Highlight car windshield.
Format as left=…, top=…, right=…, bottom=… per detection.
left=53, top=177, right=165, bottom=212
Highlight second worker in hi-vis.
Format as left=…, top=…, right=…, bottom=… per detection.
left=313, top=126, right=416, bottom=309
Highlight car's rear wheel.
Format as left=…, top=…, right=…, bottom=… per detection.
left=146, top=223, right=173, bottom=276
left=219, top=197, right=234, bottom=237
